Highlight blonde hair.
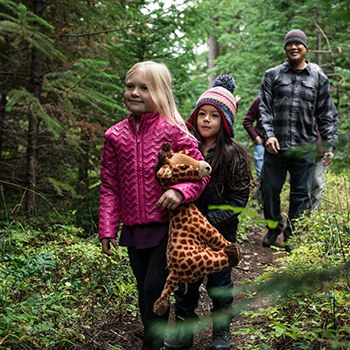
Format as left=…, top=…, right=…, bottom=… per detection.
left=126, top=61, right=188, bottom=132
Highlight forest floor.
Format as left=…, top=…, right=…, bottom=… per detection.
left=77, top=227, right=287, bottom=350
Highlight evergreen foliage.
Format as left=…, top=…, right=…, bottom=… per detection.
left=0, top=1, right=349, bottom=348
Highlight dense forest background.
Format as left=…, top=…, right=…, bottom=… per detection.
left=0, top=1, right=349, bottom=349
left=0, top=0, right=349, bottom=226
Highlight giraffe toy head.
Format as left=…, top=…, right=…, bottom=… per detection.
left=156, top=142, right=212, bottom=188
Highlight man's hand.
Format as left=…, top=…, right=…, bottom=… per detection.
left=156, top=189, right=184, bottom=210
left=101, top=238, right=118, bottom=256
left=322, top=151, right=334, bottom=167
left=265, top=137, right=280, bottom=154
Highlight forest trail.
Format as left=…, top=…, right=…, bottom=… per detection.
left=76, top=228, right=286, bottom=350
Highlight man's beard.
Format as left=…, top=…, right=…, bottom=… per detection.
left=288, top=57, right=300, bottom=68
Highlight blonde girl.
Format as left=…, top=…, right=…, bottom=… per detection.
left=98, top=61, right=209, bottom=350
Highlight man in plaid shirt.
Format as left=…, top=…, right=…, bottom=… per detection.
left=259, top=29, right=338, bottom=252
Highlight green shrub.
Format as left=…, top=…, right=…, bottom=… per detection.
left=234, top=172, right=350, bottom=350
left=0, top=223, right=137, bottom=349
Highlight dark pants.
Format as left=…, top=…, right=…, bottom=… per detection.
left=174, top=267, right=233, bottom=332
left=262, top=150, right=315, bottom=234
left=173, top=226, right=236, bottom=334
left=128, top=236, right=169, bottom=349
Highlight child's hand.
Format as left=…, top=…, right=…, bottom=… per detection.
left=101, top=238, right=118, bottom=256
left=156, top=189, right=184, bottom=210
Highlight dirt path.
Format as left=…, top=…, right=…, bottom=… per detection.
left=77, top=229, right=286, bottom=350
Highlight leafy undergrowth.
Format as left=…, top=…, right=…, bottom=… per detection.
left=0, top=223, right=137, bottom=349
left=0, top=172, right=349, bottom=349
left=232, top=171, right=350, bottom=350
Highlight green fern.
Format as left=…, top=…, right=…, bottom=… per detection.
left=0, top=0, right=65, bottom=61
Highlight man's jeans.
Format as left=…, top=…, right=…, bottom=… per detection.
left=254, top=144, right=265, bottom=207
left=310, top=158, right=326, bottom=210
left=262, top=150, right=315, bottom=233
left=254, top=143, right=265, bottom=181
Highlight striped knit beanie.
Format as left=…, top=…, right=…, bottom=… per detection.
left=187, top=75, right=237, bottom=138
left=284, top=29, right=308, bottom=48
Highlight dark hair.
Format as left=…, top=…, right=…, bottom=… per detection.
left=192, top=123, right=253, bottom=192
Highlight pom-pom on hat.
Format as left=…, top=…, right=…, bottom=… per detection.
left=284, top=29, right=308, bottom=48
left=187, top=74, right=237, bottom=138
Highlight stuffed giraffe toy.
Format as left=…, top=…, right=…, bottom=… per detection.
left=153, top=142, right=241, bottom=316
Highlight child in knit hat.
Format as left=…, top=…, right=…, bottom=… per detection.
left=163, top=76, right=253, bottom=350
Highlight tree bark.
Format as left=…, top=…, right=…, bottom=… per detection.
left=25, top=0, right=44, bottom=217
left=0, top=93, right=6, bottom=161
left=208, top=17, right=219, bottom=85
left=77, top=131, right=90, bottom=196
left=208, top=35, right=219, bottom=85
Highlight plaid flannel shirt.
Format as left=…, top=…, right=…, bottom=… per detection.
left=259, top=61, right=338, bottom=153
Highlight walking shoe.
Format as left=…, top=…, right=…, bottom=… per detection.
left=210, top=330, right=232, bottom=350
left=262, top=229, right=281, bottom=247
left=163, top=334, right=193, bottom=350
left=163, top=315, right=195, bottom=350
left=284, top=238, right=299, bottom=252
left=285, top=244, right=298, bottom=252
left=283, top=228, right=298, bottom=252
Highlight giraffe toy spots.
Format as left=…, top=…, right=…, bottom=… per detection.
left=153, top=142, right=241, bottom=316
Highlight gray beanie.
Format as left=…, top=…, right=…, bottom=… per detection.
left=284, top=29, right=308, bottom=48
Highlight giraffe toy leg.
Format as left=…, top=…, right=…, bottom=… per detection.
left=224, top=243, right=241, bottom=267
left=153, top=271, right=179, bottom=316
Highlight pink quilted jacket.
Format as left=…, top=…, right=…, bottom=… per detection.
left=98, top=112, right=209, bottom=240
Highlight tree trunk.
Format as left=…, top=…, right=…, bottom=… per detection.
left=316, top=31, right=322, bottom=67
left=77, top=131, right=90, bottom=196
left=0, top=93, right=6, bottom=161
left=25, top=110, right=39, bottom=217
left=25, top=0, right=44, bottom=217
left=208, top=35, right=219, bottom=85
left=208, top=17, right=219, bottom=85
